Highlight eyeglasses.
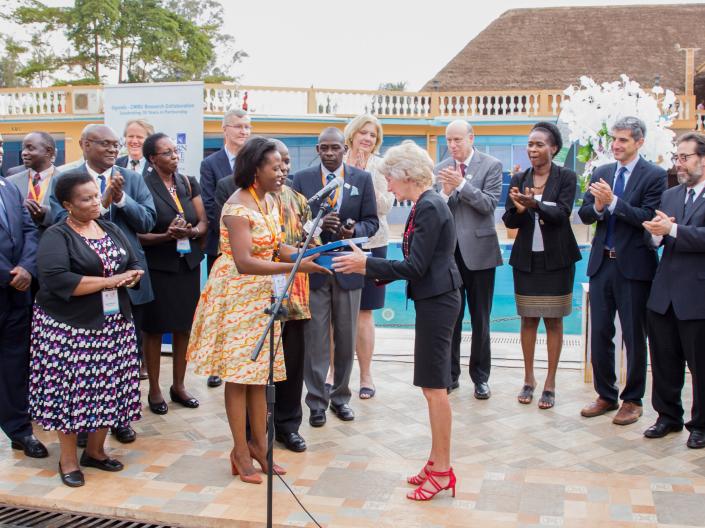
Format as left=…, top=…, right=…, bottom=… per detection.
left=85, top=139, right=121, bottom=149
left=672, top=153, right=699, bottom=164
left=225, top=124, right=252, bottom=131
left=155, top=149, right=180, bottom=158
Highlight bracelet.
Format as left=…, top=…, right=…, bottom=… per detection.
left=191, top=226, right=200, bottom=239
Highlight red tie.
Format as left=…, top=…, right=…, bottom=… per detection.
left=459, top=163, right=467, bottom=177
left=31, top=172, right=41, bottom=199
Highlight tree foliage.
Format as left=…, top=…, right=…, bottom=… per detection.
left=2, top=0, right=247, bottom=86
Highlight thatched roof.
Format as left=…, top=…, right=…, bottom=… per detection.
left=423, top=4, right=705, bottom=95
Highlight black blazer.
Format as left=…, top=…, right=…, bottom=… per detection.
left=116, top=155, right=152, bottom=177
left=35, top=219, right=141, bottom=329
left=647, top=184, right=705, bottom=320
left=366, top=190, right=461, bottom=300
left=143, top=171, right=203, bottom=272
left=503, top=164, right=581, bottom=272
left=200, top=149, right=234, bottom=256
left=292, top=163, right=379, bottom=291
left=578, top=158, right=666, bottom=280
left=215, top=175, right=237, bottom=225
left=0, top=178, right=38, bottom=310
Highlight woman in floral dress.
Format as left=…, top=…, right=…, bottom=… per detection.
left=188, top=137, right=327, bottom=484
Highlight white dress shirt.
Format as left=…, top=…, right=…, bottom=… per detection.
left=127, top=157, right=146, bottom=175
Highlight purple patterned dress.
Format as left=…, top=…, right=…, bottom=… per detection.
left=29, top=235, right=141, bottom=433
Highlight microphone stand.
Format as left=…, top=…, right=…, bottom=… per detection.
left=250, top=200, right=333, bottom=528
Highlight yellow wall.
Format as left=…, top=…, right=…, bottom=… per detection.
left=0, top=119, right=99, bottom=162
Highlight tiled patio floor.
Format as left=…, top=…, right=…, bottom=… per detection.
left=1, top=331, right=704, bottom=527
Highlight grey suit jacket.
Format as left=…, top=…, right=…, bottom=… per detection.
left=8, top=167, right=59, bottom=228
left=434, top=150, right=503, bottom=270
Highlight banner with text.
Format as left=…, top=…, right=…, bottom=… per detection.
left=104, top=82, right=204, bottom=179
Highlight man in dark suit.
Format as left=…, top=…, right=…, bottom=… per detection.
left=0, top=177, right=48, bottom=458
left=50, top=124, right=156, bottom=444
left=8, top=132, right=59, bottom=232
left=642, top=132, right=705, bottom=449
left=200, top=109, right=251, bottom=389
left=292, top=127, right=378, bottom=426
left=578, top=116, right=666, bottom=426
left=0, top=133, right=4, bottom=176
left=116, top=119, right=154, bottom=177
left=435, top=120, right=503, bottom=399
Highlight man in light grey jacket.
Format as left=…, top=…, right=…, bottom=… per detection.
left=436, top=120, right=503, bottom=399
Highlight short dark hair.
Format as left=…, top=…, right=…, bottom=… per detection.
left=612, top=116, right=646, bottom=142
left=531, top=121, right=563, bottom=158
left=142, top=132, right=169, bottom=162
left=54, top=170, right=95, bottom=205
left=677, top=132, right=705, bottom=157
left=28, top=131, right=56, bottom=152
left=234, top=136, right=278, bottom=189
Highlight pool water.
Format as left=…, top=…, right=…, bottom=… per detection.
left=373, top=243, right=590, bottom=335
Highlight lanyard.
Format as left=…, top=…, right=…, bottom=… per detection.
left=28, top=167, right=54, bottom=202
left=248, top=187, right=285, bottom=257
left=321, top=165, right=344, bottom=208
left=165, top=176, right=185, bottom=214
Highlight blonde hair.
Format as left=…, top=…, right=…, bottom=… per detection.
left=378, top=140, right=433, bottom=187
left=344, top=114, right=383, bottom=154
left=123, top=119, right=155, bottom=137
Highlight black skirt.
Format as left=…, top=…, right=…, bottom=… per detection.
left=360, top=245, right=388, bottom=310
left=141, top=258, right=200, bottom=334
left=513, top=252, right=575, bottom=318
left=413, top=289, right=461, bottom=389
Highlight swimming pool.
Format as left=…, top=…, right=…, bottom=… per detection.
left=373, top=243, right=590, bottom=335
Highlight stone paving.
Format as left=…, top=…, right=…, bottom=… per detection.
left=1, top=331, right=704, bottom=527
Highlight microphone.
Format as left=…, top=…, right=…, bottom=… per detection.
left=307, top=176, right=344, bottom=205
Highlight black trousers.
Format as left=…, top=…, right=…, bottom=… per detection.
left=648, top=307, right=705, bottom=432
left=588, top=259, right=651, bottom=405
left=274, top=319, right=306, bottom=434
left=450, top=250, right=495, bottom=385
left=0, top=305, right=33, bottom=440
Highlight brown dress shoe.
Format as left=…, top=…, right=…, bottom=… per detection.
left=580, top=398, right=619, bottom=418
left=612, top=402, right=643, bottom=425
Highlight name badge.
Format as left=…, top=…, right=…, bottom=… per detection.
left=102, top=289, right=120, bottom=315
left=272, top=274, right=288, bottom=299
left=303, top=220, right=322, bottom=238
left=176, top=238, right=191, bottom=254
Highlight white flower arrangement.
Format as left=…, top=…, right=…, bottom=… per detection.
left=559, top=75, right=677, bottom=191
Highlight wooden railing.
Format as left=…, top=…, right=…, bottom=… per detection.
left=0, top=84, right=697, bottom=128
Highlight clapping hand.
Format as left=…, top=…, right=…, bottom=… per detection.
left=437, top=166, right=464, bottom=195
left=167, top=216, right=190, bottom=239
left=589, top=179, right=614, bottom=212
left=331, top=241, right=367, bottom=275
left=642, top=210, right=675, bottom=236
left=509, top=186, right=537, bottom=212
left=111, top=173, right=125, bottom=204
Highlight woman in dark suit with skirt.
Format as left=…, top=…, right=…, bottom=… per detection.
left=502, top=122, right=581, bottom=410
left=333, top=141, right=462, bottom=501
left=138, top=133, right=207, bottom=414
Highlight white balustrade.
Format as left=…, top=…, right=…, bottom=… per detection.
left=313, top=90, right=432, bottom=117
left=0, top=89, right=67, bottom=115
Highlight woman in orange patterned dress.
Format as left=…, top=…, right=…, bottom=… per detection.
left=188, top=137, right=328, bottom=484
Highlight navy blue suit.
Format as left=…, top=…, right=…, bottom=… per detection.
left=579, top=157, right=666, bottom=405
left=200, top=149, right=233, bottom=260
left=49, top=164, right=156, bottom=306
left=647, top=184, right=705, bottom=432
left=292, top=163, right=379, bottom=411
left=0, top=178, right=39, bottom=440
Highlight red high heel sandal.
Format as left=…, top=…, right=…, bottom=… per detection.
left=230, top=451, right=263, bottom=485
left=406, top=467, right=456, bottom=501
left=407, top=460, right=433, bottom=485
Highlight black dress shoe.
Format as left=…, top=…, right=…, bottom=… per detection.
left=474, top=382, right=491, bottom=400
left=80, top=451, right=124, bottom=472
left=687, top=429, right=705, bottom=449
left=111, top=425, right=137, bottom=443
left=207, top=375, right=223, bottom=388
left=447, top=380, right=460, bottom=394
left=276, top=431, right=307, bottom=452
left=644, top=422, right=683, bottom=439
left=76, top=432, right=88, bottom=448
left=169, top=386, right=199, bottom=408
left=147, top=395, right=168, bottom=415
left=329, top=402, right=355, bottom=421
left=58, top=463, right=84, bottom=487
left=309, top=409, right=326, bottom=427
left=10, top=434, right=48, bottom=459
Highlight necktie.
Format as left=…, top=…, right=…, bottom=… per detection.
left=459, top=163, right=467, bottom=177
left=605, top=166, right=627, bottom=249
left=130, top=159, right=139, bottom=171
left=0, top=194, right=9, bottom=232
left=31, top=172, right=41, bottom=199
left=326, top=173, right=335, bottom=184
left=684, top=188, right=696, bottom=218
left=98, top=175, right=106, bottom=195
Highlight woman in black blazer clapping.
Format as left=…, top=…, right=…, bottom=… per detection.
left=333, top=141, right=462, bottom=502
left=502, top=122, right=581, bottom=410
left=138, top=133, right=207, bottom=415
